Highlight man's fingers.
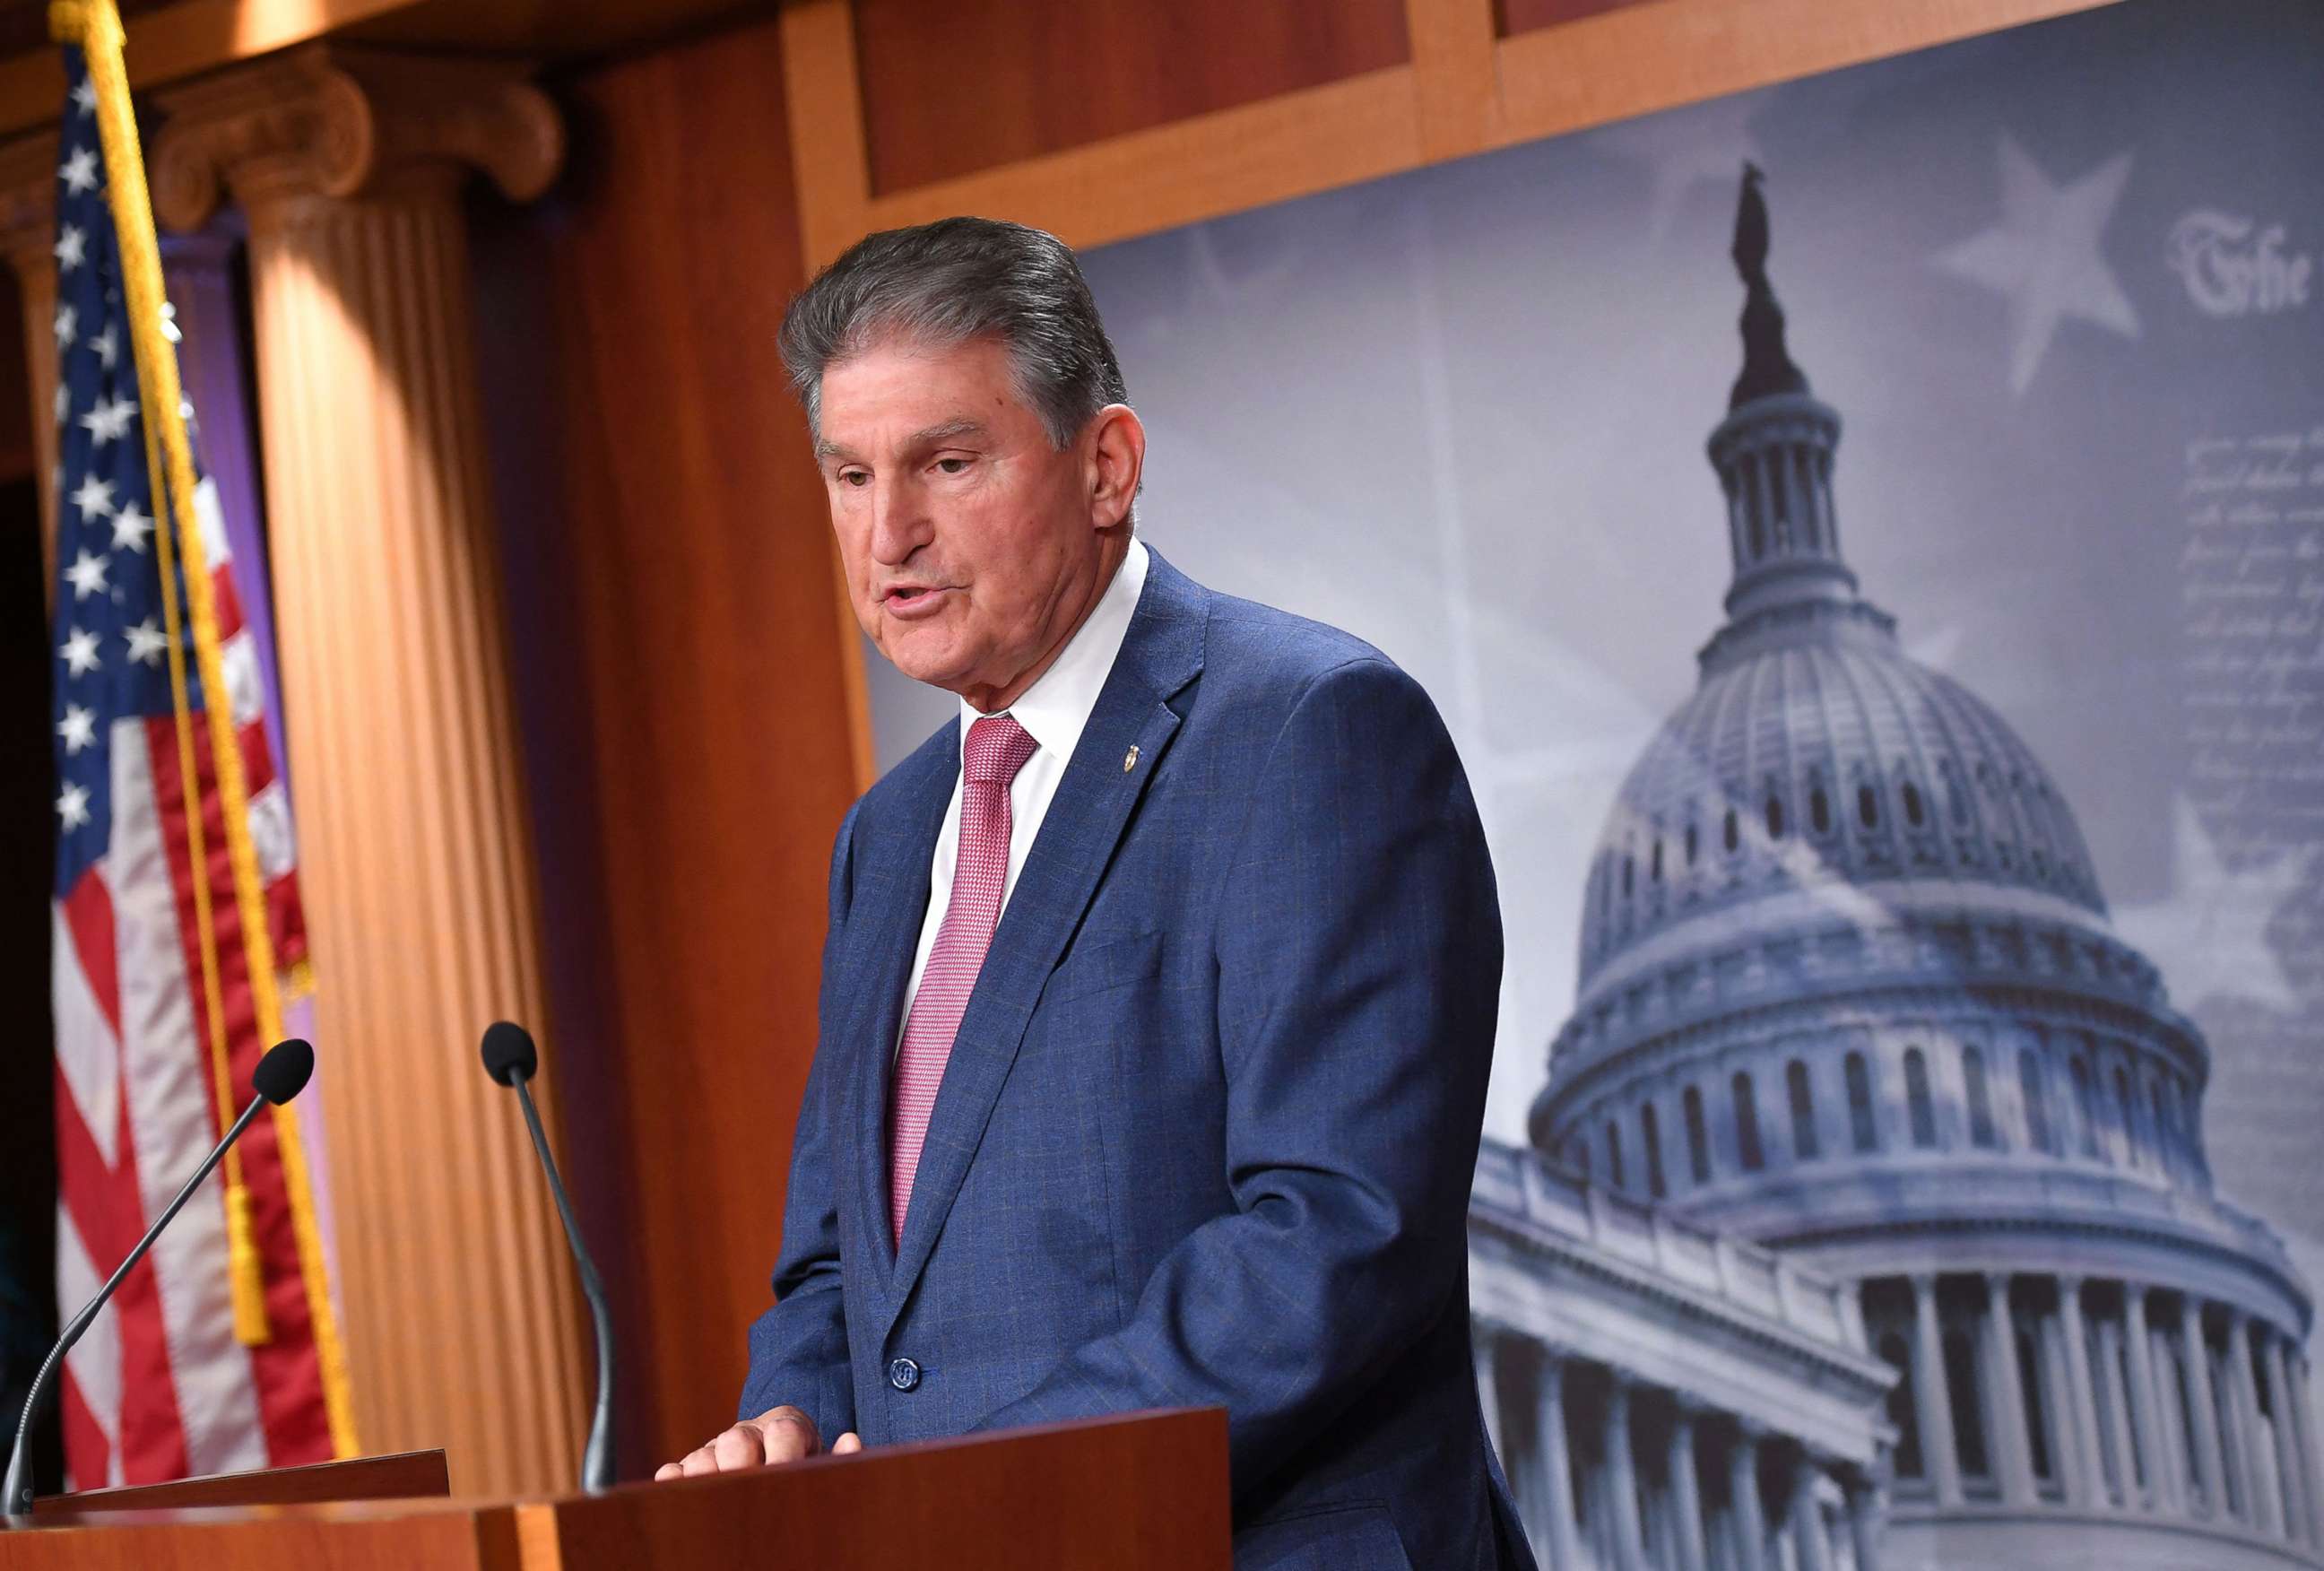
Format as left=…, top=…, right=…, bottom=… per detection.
left=675, top=1443, right=722, bottom=1479
left=830, top=1431, right=863, bottom=1454
left=749, top=1407, right=820, bottom=1464
left=653, top=1462, right=681, bottom=1482
left=708, top=1424, right=767, bottom=1471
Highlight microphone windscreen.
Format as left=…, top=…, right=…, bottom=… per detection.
left=253, top=1038, right=315, bottom=1105
left=481, top=1020, right=539, bottom=1087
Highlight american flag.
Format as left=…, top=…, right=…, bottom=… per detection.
left=47, top=43, right=335, bottom=1488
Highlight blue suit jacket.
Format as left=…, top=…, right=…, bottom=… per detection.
left=742, top=551, right=1533, bottom=1570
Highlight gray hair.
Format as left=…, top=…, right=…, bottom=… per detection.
left=777, top=216, right=1131, bottom=449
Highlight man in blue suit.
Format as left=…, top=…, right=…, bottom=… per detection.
left=657, top=217, right=1531, bottom=1570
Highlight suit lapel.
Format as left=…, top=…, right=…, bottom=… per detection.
left=837, top=725, right=957, bottom=1294
left=889, top=551, right=1209, bottom=1304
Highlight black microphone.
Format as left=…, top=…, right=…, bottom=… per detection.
left=4, top=1038, right=315, bottom=1517
left=481, top=1020, right=615, bottom=1492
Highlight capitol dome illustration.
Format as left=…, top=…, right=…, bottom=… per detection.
left=1470, top=166, right=2322, bottom=1571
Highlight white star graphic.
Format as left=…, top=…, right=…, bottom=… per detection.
left=57, top=144, right=99, bottom=195
left=63, top=550, right=108, bottom=600
left=53, top=302, right=74, bottom=349
left=1596, top=91, right=1771, bottom=245
left=56, top=782, right=90, bottom=831
left=2113, top=797, right=2311, bottom=1013
left=123, top=617, right=167, bottom=666
left=79, top=393, right=136, bottom=447
left=90, top=324, right=117, bottom=369
left=58, top=626, right=100, bottom=675
left=67, top=473, right=114, bottom=520
left=1934, top=135, right=2140, bottom=395
left=53, top=223, right=84, bottom=272
left=70, top=79, right=96, bottom=117
left=56, top=704, right=95, bottom=754
left=109, top=499, right=152, bottom=553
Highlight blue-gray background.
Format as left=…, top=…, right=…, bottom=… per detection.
left=863, top=0, right=2324, bottom=1353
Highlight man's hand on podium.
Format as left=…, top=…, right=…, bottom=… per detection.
left=653, top=1405, right=863, bottom=1480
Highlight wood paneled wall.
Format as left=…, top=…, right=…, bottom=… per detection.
left=852, top=0, right=1410, bottom=194
left=470, top=11, right=865, bottom=1474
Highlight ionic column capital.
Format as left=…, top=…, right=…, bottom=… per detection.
left=151, top=44, right=562, bottom=230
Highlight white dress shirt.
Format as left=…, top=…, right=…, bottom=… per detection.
left=895, top=538, right=1150, bottom=1047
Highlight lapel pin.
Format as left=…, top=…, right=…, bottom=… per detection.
left=1123, top=744, right=1140, bottom=773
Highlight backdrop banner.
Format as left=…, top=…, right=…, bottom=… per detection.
left=857, top=1, right=2324, bottom=1564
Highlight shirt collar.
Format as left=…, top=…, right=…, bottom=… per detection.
left=959, top=535, right=1149, bottom=769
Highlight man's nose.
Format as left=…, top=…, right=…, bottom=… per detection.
left=868, top=476, right=931, bottom=567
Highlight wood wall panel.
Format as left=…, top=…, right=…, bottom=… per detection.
left=851, top=0, right=1412, bottom=196
left=1497, top=0, right=1655, bottom=37
left=471, top=7, right=863, bottom=1475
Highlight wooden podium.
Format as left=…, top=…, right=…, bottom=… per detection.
left=0, top=1409, right=1229, bottom=1569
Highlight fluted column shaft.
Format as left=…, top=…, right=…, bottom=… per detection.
left=152, top=48, right=578, bottom=1498
left=2263, top=1329, right=2308, bottom=1546
left=1535, top=1357, right=1585, bottom=1570
left=1668, top=1407, right=1709, bottom=1571
left=2229, top=1314, right=2279, bottom=1532
left=2292, top=1356, right=2324, bottom=1545
left=1845, top=1474, right=1881, bottom=1571
left=2149, top=1324, right=2190, bottom=1512
left=1605, top=1379, right=1647, bottom=1571
left=1789, top=1453, right=1834, bottom=1571
left=1910, top=1273, right=1964, bottom=1505
left=1730, top=1428, right=1768, bottom=1571
left=2123, top=1288, right=2171, bottom=1512
left=2058, top=1278, right=2108, bottom=1506
left=1986, top=1273, right=2038, bottom=1505
left=2096, top=1317, right=2139, bottom=1509
left=2182, top=1301, right=2229, bottom=1516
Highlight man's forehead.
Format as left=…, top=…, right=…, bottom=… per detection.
left=817, top=338, right=1027, bottom=453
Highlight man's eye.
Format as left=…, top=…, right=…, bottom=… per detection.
left=934, top=457, right=970, bottom=475
left=838, top=470, right=870, bottom=488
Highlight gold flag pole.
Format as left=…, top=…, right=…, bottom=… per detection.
left=50, top=0, right=358, bottom=1456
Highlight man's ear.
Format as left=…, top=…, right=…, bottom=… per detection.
left=1087, top=404, right=1146, bottom=529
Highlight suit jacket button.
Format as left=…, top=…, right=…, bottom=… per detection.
left=887, top=1357, right=921, bottom=1393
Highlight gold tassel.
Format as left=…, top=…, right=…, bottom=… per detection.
left=225, top=1179, right=272, bottom=1346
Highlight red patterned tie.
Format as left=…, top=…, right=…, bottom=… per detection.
left=890, top=713, right=1040, bottom=1243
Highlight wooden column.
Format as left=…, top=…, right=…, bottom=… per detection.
left=149, top=46, right=584, bottom=1497
left=0, top=129, right=58, bottom=584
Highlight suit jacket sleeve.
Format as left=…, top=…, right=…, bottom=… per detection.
left=979, top=656, right=1502, bottom=1495
left=736, top=801, right=863, bottom=1442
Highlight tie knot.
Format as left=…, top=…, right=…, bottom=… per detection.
left=962, top=713, right=1038, bottom=786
